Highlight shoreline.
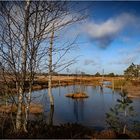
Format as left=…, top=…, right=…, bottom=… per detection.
left=0, top=76, right=140, bottom=98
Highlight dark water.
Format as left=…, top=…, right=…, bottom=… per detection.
left=31, top=84, right=140, bottom=130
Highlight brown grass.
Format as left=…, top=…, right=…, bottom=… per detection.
left=0, top=104, right=17, bottom=113
left=94, top=129, right=117, bottom=139
left=65, top=92, right=89, bottom=98
left=0, top=75, right=124, bottom=93
left=0, top=103, right=43, bottom=114
left=37, top=75, right=124, bottom=82
left=29, top=103, right=43, bottom=114
left=126, top=85, right=140, bottom=98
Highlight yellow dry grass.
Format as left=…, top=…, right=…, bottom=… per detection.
left=37, top=75, right=124, bottom=82
left=29, top=103, right=43, bottom=114
left=0, top=103, right=43, bottom=114
left=126, top=86, right=140, bottom=98
left=65, top=92, right=89, bottom=98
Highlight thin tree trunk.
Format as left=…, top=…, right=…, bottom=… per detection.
left=123, top=125, right=126, bottom=134
left=23, top=81, right=32, bottom=132
left=123, top=109, right=127, bottom=134
left=23, top=2, right=38, bottom=131
left=16, top=0, right=30, bottom=131
left=48, top=24, right=54, bottom=106
left=16, top=88, right=23, bottom=131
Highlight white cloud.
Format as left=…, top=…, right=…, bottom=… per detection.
left=83, top=13, right=139, bottom=48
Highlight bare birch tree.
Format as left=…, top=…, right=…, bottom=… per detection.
left=0, top=0, right=86, bottom=132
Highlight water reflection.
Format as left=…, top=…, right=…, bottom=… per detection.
left=80, top=99, right=84, bottom=121
left=49, top=105, right=54, bottom=126
left=73, top=99, right=84, bottom=122
left=73, top=99, right=78, bottom=122
left=59, top=86, right=61, bottom=96
left=32, top=85, right=140, bottom=129
left=99, top=86, right=104, bottom=94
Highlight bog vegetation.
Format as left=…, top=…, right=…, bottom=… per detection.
left=0, top=0, right=140, bottom=139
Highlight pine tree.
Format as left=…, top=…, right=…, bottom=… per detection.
left=106, top=91, right=134, bottom=134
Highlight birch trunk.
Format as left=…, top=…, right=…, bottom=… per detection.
left=48, top=24, right=54, bottom=106
left=16, top=0, right=30, bottom=131
left=23, top=81, right=32, bottom=132
left=16, top=88, right=23, bottom=130
left=23, top=1, right=38, bottom=131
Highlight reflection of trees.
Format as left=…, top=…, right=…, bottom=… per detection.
left=99, top=86, right=103, bottom=94
left=59, top=86, right=61, bottom=96
left=73, top=85, right=76, bottom=93
left=106, top=91, right=139, bottom=134
left=92, top=86, right=96, bottom=91
left=99, top=85, right=105, bottom=112
left=49, top=105, right=54, bottom=126
left=79, top=99, right=84, bottom=120
left=73, top=99, right=78, bottom=122
left=73, top=99, right=84, bottom=122
left=81, top=85, right=86, bottom=93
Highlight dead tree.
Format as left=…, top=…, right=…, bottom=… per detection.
left=44, top=2, right=86, bottom=109
left=48, top=24, right=55, bottom=106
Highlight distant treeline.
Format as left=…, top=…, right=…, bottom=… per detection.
left=36, top=72, right=123, bottom=77
left=0, top=70, right=123, bottom=77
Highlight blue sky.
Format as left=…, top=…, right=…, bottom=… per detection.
left=58, top=1, right=140, bottom=75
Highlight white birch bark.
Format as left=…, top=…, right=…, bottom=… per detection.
left=48, top=24, right=54, bottom=106
left=16, top=0, right=30, bottom=131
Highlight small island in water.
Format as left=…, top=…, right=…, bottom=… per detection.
left=65, top=92, right=89, bottom=99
